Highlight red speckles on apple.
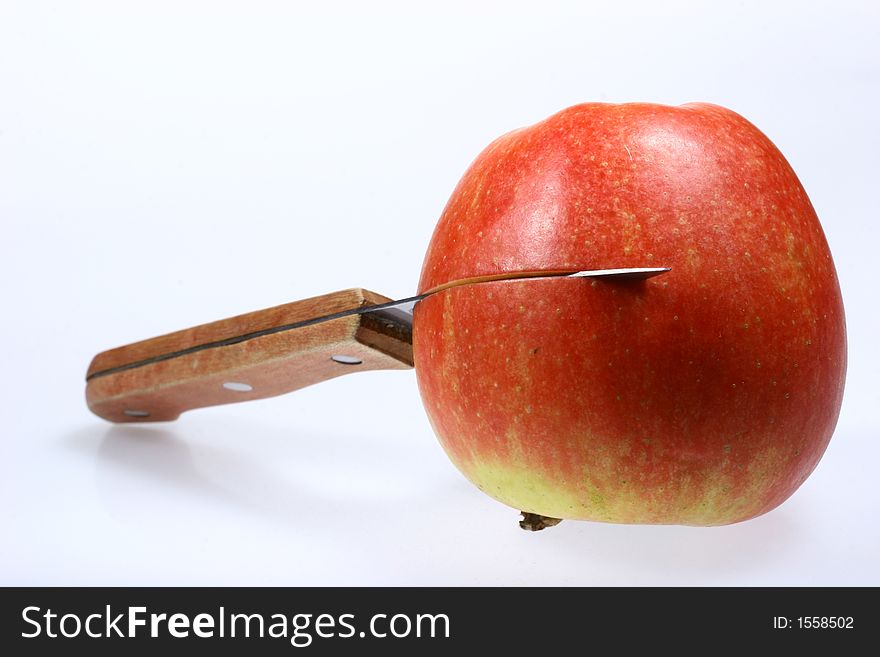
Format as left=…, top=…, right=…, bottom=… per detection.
left=413, top=102, right=846, bottom=525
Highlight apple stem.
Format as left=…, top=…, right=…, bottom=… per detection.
left=519, top=512, right=563, bottom=531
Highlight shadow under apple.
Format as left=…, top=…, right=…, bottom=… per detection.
left=507, top=505, right=804, bottom=584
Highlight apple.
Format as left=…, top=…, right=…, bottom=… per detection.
left=413, top=102, right=846, bottom=526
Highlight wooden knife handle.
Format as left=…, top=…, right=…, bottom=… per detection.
left=86, top=288, right=413, bottom=423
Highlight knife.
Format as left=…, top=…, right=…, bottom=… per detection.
left=85, top=267, right=669, bottom=423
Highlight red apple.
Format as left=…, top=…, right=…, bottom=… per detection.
left=413, top=102, right=846, bottom=526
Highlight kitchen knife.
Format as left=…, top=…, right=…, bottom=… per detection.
left=85, top=267, right=669, bottom=423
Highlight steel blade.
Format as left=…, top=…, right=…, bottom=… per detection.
left=363, top=267, right=671, bottom=328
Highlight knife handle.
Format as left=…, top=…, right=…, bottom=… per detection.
left=85, top=288, right=413, bottom=423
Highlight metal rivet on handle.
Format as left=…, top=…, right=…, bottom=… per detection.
left=223, top=381, right=253, bottom=392
left=331, top=355, right=362, bottom=365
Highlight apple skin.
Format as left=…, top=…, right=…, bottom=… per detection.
left=413, top=103, right=846, bottom=525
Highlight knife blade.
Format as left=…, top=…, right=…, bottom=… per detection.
left=85, top=267, right=669, bottom=422
left=361, top=267, right=671, bottom=327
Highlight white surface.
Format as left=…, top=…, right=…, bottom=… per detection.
left=1, top=1, right=878, bottom=586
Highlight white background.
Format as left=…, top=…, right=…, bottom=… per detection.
left=1, top=1, right=877, bottom=585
